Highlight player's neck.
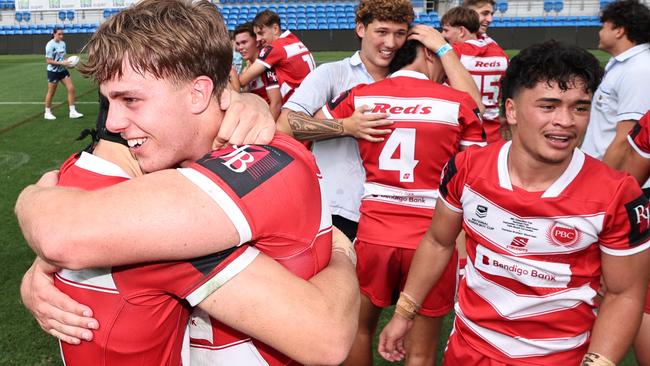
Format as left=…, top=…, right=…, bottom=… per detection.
left=358, top=52, right=389, bottom=81
left=93, top=139, right=144, bottom=178
left=608, top=39, right=637, bottom=58
left=507, top=141, right=573, bottom=192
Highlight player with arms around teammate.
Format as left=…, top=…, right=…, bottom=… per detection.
left=238, top=10, right=314, bottom=103
left=16, top=0, right=359, bottom=364
left=442, top=6, right=508, bottom=143
left=44, top=27, right=83, bottom=120
left=234, top=22, right=282, bottom=119
left=305, top=39, right=485, bottom=366
left=379, top=41, right=650, bottom=366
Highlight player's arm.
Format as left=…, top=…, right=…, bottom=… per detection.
left=584, top=249, right=650, bottom=364
left=238, top=61, right=266, bottom=87
left=378, top=198, right=463, bottom=362
left=622, top=135, right=650, bottom=184
left=198, top=227, right=359, bottom=365
left=267, top=86, right=282, bottom=121
left=602, top=120, right=636, bottom=170
left=408, top=25, right=484, bottom=114
left=213, top=90, right=275, bottom=148
left=228, top=67, right=241, bottom=92
left=16, top=169, right=242, bottom=269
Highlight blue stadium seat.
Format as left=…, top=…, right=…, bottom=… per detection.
left=497, top=1, right=508, bottom=14
left=554, top=1, right=564, bottom=13
left=67, top=10, right=75, bottom=21
left=15, top=11, right=22, bottom=22
left=543, top=0, right=553, bottom=13
left=23, top=12, right=31, bottom=22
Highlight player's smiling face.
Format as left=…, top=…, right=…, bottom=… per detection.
left=441, top=24, right=463, bottom=44
left=357, top=20, right=408, bottom=72
left=235, top=32, right=258, bottom=62
left=506, top=80, right=591, bottom=166
left=255, top=25, right=278, bottom=48
left=101, top=58, right=215, bottom=173
left=468, top=3, right=493, bottom=35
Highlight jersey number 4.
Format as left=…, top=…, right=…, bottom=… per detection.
left=378, top=128, right=419, bottom=183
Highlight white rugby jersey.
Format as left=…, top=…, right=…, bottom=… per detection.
left=439, top=141, right=650, bottom=364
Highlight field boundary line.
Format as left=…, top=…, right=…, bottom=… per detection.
left=0, top=88, right=97, bottom=135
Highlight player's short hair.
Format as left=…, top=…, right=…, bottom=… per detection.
left=441, top=6, right=480, bottom=34
left=78, top=0, right=231, bottom=97
left=234, top=22, right=256, bottom=39
left=600, top=0, right=650, bottom=45
left=355, top=0, right=414, bottom=26
left=388, top=39, right=422, bottom=73
left=501, top=40, right=603, bottom=114
left=253, top=9, right=282, bottom=30
left=463, top=0, right=496, bottom=8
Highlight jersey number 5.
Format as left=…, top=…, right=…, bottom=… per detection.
left=378, top=128, right=419, bottom=183
left=472, top=74, right=501, bottom=107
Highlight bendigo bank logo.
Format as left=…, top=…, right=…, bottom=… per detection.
left=547, top=223, right=580, bottom=247
left=218, top=145, right=267, bottom=173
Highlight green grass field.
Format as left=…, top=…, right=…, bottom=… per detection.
left=0, top=51, right=638, bottom=365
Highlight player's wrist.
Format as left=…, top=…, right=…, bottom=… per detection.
left=435, top=43, right=453, bottom=58
left=581, top=352, right=615, bottom=366
left=394, top=292, right=421, bottom=320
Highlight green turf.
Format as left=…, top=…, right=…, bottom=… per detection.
left=0, top=52, right=639, bottom=365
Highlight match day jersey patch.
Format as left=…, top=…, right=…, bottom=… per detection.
left=258, top=46, right=272, bottom=60
left=196, top=145, right=294, bottom=198
left=625, top=193, right=650, bottom=246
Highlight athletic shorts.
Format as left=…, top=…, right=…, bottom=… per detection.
left=645, top=283, right=650, bottom=314
left=355, top=240, right=457, bottom=317
left=47, top=69, right=70, bottom=84
left=443, top=330, right=509, bottom=366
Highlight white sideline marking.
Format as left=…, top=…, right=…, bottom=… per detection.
left=0, top=101, right=99, bottom=105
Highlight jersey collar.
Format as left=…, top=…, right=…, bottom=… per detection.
left=280, top=30, right=291, bottom=38
left=350, top=51, right=363, bottom=66
left=389, top=70, right=428, bottom=80
left=609, top=43, right=650, bottom=67
left=497, top=141, right=585, bottom=198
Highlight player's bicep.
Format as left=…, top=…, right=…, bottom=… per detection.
left=239, top=62, right=266, bottom=86
left=427, top=198, right=464, bottom=249
left=600, top=249, right=650, bottom=297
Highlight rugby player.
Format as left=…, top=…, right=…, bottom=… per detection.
left=234, top=22, right=282, bottom=119
left=379, top=40, right=650, bottom=366
left=441, top=6, right=508, bottom=143
left=17, top=0, right=359, bottom=364
left=44, top=27, right=83, bottom=120
left=238, top=9, right=314, bottom=103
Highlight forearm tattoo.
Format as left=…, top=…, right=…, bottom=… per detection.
left=287, top=110, right=344, bottom=141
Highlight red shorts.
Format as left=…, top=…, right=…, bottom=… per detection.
left=355, top=240, right=458, bottom=317
left=444, top=330, right=510, bottom=366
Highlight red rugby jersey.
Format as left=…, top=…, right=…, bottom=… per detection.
left=324, top=70, right=485, bottom=249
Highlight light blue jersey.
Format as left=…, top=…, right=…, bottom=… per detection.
left=46, top=39, right=66, bottom=72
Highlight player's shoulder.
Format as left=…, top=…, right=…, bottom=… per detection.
left=580, top=152, right=631, bottom=185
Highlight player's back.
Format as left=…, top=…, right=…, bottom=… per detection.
left=324, top=70, right=484, bottom=248
left=185, top=133, right=332, bottom=365
left=453, top=38, right=508, bottom=143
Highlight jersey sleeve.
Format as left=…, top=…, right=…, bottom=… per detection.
left=616, top=70, right=650, bottom=122
left=177, top=141, right=315, bottom=243
left=263, top=68, right=279, bottom=90
left=599, top=175, right=650, bottom=256
left=628, top=111, right=650, bottom=158
left=45, top=42, right=55, bottom=59
left=458, top=93, right=487, bottom=147
left=438, top=150, right=470, bottom=213
left=256, top=44, right=286, bottom=69
left=120, top=245, right=260, bottom=306
left=320, top=88, right=356, bottom=120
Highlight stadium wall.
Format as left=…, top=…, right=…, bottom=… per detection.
left=0, top=27, right=600, bottom=55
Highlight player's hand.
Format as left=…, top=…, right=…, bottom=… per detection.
left=377, top=313, right=413, bottom=362
left=342, top=105, right=392, bottom=142
left=35, top=170, right=59, bottom=187
left=21, top=258, right=98, bottom=344
left=408, top=25, right=448, bottom=54
left=214, top=91, right=275, bottom=149
left=62, top=60, right=72, bottom=68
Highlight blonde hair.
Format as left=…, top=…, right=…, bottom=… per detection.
left=79, top=0, right=231, bottom=96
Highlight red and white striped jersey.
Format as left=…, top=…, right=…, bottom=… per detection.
left=55, top=151, right=257, bottom=366
left=439, top=141, right=650, bottom=364
left=452, top=38, right=508, bottom=143
left=628, top=110, right=650, bottom=157
left=323, top=70, right=485, bottom=249
left=247, top=67, right=279, bottom=105
left=180, top=133, right=333, bottom=366
left=256, top=30, right=315, bottom=102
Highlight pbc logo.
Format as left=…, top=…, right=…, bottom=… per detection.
left=625, top=194, right=650, bottom=246
left=475, top=205, right=488, bottom=218
left=371, top=103, right=432, bottom=115
left=197, top=144, right=293, bottom=198
left=547, top=223, right=580, bottom=247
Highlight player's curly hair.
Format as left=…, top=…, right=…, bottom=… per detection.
left=355, top=0, right=414, bottom=26
left=78, top=0, right=231, bottom=97
left=600, top=0, right=650, bottom=45
left=500, top=40, right=603, bottom=115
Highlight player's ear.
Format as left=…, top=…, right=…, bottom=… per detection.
left=504, top=98, right=517, bottom=126
left=189, top=75, right=214, bottom=114
left=355, top=22, right=366, bottom=39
